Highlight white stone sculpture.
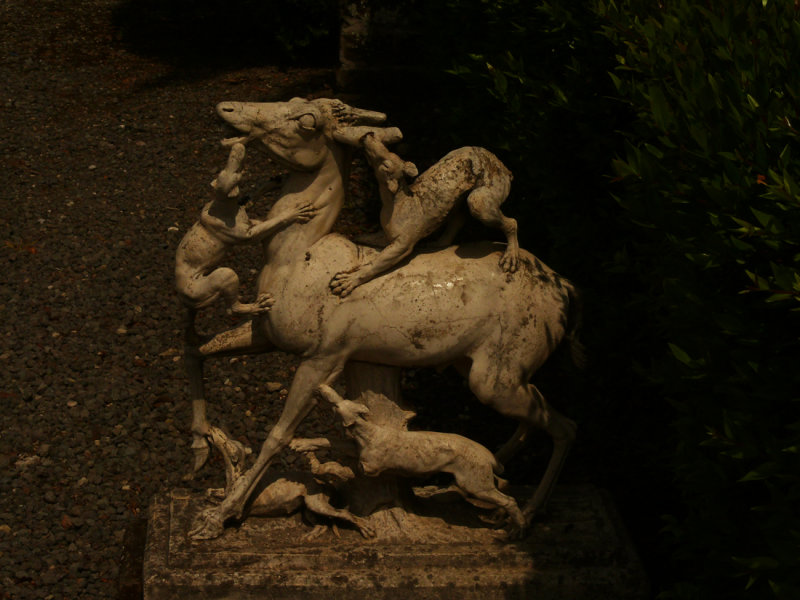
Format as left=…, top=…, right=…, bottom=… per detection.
left=317, top=384, right=526, bottom=537
left=177, top=97, right=583, bottom=541
left=175, top=143, right=316, bottom=317
left=175, top=142, right=317, bottom=481
left=329, top=130, right=520, bottom=297
left=246, top=467, right=375, bottom=540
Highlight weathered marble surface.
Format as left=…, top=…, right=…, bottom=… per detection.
left=180, top=98, right=585, bottom=541
left=143, top=485, right=648, bottom=599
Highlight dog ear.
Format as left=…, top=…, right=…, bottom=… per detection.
left=403, top=162, right=418, bottom=178
left=386, top=178, right=399, bottom=194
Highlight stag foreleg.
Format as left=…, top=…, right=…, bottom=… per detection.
left=189, top=353, right=347, bottom=540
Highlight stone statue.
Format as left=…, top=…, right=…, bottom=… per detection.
left=246, top=467, right=375, bottom=540
left=175, top=143, right=317, bottom=317
left=329, top=129, right=519, bottom=297
left=176, top=97, right=583, bottom=542
left=318, top=384, right=526, bottom=537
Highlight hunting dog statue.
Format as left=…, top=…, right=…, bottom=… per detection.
left=329, top=129, right=519, bottom=297
left=179, top=97, right=582, bottom=541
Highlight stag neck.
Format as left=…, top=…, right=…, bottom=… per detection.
left=260, top=140, right=350, bottom=270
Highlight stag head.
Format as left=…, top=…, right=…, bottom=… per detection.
left=216, top=98, right=393, bottom=171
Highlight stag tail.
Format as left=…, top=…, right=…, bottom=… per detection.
left=564, top=283, right=587, bottom=369
left=494, top=474, right=510, bottom=491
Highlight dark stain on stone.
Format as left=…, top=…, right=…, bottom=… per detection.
left=316, top=304, right=325, bottom=331
left=410, top=329, right=426, bottom=350
left=543, top=323, right=556, bottom=353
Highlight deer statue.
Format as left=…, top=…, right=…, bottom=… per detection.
left=179, top=97, right=582, bottom=540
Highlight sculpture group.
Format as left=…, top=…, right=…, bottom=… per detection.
left=175, top=97, right=583, bottom=542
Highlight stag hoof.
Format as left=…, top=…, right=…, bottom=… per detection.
left=492, top=526, right=525, bottom=542
left=188, top=508, right=226, bottom=540
left=190, top=436, right=211, bottom=474
left=505, top=522, right=528, bottom=541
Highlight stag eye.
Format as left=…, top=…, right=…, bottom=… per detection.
left=296, top=113, right=317, bottom=131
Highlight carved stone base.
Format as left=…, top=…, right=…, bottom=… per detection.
left=143, top=485, right=647, bottom=599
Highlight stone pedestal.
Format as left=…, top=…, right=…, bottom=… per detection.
left=142, top=484, right=647, bottom=599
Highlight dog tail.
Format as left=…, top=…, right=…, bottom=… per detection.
left=491, top=455, right=508, bottom=490
left=494, top=473, right=510, bottom=491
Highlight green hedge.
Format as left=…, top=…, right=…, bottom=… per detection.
left=598, top=2, right=800, bottom=598
left=411, top=1, right=800, bottom=598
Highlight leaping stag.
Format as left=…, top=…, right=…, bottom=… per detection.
left=181, top=97, right=583, bottom=540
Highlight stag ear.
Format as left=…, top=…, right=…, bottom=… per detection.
left=320, top=99, right=387, bottom=126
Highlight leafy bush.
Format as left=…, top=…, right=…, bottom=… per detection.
left=112, top=0, right=339, bottom=68
left=596, top=1, right=800, bottom=597
left=360, top=1, right=800, bottom=597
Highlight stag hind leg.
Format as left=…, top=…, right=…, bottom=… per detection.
left=184, top=319, right=272, bottom=479
left=466, top=352, right=576, bottom=527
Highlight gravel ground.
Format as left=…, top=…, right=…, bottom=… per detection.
left=0, top=2, right=364, bottom=598
left=0, top=3, right=578, bottom=598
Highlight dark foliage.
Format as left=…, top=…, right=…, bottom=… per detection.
left=111, top=0, right=339, bottom=71
left=386, top=1, right=800, bottom=598
left=597, top=2, right=800, bottom=598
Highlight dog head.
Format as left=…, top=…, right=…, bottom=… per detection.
left=379, top=157, right=418, bottom=194
left=332, top=398, right=371, bottom=428
left=317, top=384, right=371, bottom=428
